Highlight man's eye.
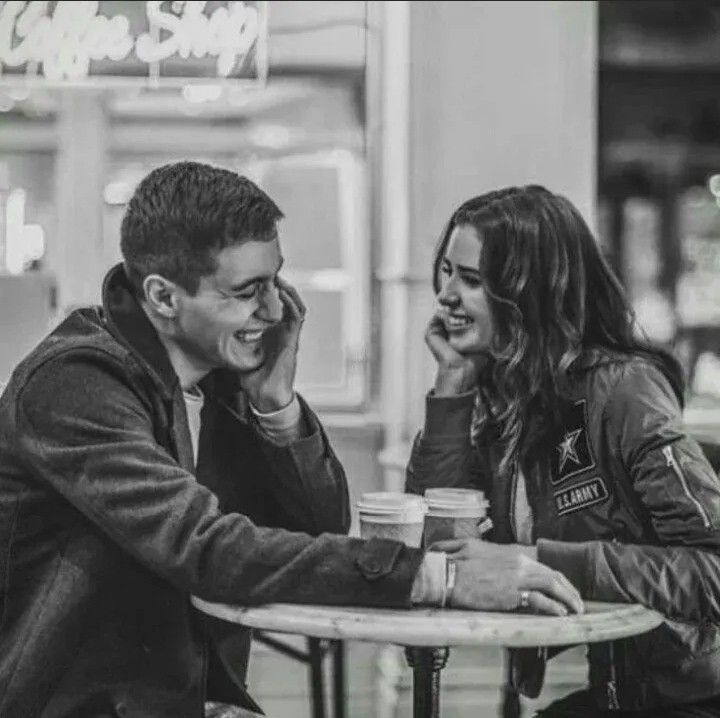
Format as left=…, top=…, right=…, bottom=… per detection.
left=439, top=262, right=451, bottom=276
left=235, top=286, right=258, bottom=300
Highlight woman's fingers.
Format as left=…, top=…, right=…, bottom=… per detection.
left=526, top=569, right=584, bottom=615
left=425, top=315, right=453, bottom=359
left=521, top=590, right=570, bottom=617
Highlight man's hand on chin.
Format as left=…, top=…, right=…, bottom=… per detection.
left=239, top=277, right=306, bottom=413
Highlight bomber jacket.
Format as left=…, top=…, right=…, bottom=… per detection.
left=0, top=264, right=424, bottom=718
left=407, top=349, right=720, bottom=711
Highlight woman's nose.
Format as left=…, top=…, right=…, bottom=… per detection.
left=437, top=279, right=460, bottom=308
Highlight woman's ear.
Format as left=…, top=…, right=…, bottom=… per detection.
left=142, top=274, right=179, bottom=319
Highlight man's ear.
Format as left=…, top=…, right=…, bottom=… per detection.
left=143, top=274, right=179, bottom=319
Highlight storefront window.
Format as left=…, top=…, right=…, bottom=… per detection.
left=599, top=0, right=720, bottom=425
left=0, top=1, right=371, bottom=408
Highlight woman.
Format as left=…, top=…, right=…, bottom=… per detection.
left=406, top=185, right=720, bottom=717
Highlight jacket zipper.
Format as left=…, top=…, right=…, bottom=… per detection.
left=662, top=445, right=711, bottom=530
left=606, top=642, right=620, bottom=709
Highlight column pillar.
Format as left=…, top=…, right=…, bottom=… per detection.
left=51, top=91, right=108, bottom=312
left=379, top=1, right=598, bottom=476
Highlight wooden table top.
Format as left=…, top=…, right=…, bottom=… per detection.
left=191, top=598, right=664, bottom=648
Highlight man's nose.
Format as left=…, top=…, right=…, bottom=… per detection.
left=257, top=285, right=284, bottom=323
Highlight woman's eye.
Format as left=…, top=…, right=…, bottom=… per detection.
left=439, top=262, right=451, bottom=276
left=462, top=274, right=482, bottom=287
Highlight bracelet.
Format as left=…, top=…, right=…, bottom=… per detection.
left=444, top=559, right=457, bottom=608
left=439, top=570, right=447, bottom=609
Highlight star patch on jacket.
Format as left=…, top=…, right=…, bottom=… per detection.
left=552, top=399, right=596, bottom=485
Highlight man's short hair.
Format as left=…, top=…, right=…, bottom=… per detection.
left=120, top=161, right=283, bottom=296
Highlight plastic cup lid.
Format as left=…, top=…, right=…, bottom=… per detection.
left=424, top=487, right=485, bottom=503
left=358, top=492, right=426, bottom=510
left=425, top=500, right=488, bottom=518
left=356, top=492, right=426, bottom=522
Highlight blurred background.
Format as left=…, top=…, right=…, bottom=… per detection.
left=0, top=1, right=719, bottom=716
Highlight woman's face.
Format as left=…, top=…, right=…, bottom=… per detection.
left=437, top=223, right=493, bottom=354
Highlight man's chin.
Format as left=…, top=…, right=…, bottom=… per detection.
left=227, top=349, right=265, bottom=373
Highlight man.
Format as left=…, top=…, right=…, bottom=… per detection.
left=0, top=162, right=581, bottom=717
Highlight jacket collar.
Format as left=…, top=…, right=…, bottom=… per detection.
left=101, top=263, right=243, bottom=403
left=102, top=263, right=179, bottom=401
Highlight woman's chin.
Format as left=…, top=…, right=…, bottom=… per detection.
left=449, top=334, right=486, bottom=356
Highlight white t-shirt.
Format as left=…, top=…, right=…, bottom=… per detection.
left=183, top=386, right=205, bottom=465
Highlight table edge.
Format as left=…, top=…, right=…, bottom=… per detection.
left=190, top=597, right=664, bottom=648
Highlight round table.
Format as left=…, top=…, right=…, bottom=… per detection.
left=192, top=598, right=663, bottom=718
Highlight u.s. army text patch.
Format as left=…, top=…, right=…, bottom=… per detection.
left=554, top=476, right=609, bottom=517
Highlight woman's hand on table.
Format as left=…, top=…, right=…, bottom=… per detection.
left=430, top=539, right=585, bottom=616
left=426, top=313, right=487, bottom=396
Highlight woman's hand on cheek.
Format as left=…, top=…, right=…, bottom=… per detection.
left=425, top=313, right=485, bottom=396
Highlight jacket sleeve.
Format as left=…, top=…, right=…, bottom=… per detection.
left=246, top=394, right=351, bottom=537
left=15, top=351, right=423, bottom=607
left=405, top=389, right=488, bottom=496
left=538, top=361, right=720, bottom=623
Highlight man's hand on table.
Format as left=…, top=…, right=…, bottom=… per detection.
left=430, top=538, right=585, bottom=617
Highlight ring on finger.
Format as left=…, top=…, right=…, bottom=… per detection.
left=518, top=590, right=531, bottom=610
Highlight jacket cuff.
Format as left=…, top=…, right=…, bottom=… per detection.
left=536, top=538, right=593, bottom=596
left=424, top=389, right=477, bottom=438
left=254, top=394, right=319, bottom=451
left=355, top=539, right=427, bottom=607
left=251, top=394, right=303, bottom=445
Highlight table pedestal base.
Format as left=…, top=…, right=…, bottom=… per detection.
left=404, top=646, right=450, bottom=718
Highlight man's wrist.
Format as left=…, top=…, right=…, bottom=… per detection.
left=248, top=391, right=295, bottom=414
left=250, top=394, right=303, bottom=445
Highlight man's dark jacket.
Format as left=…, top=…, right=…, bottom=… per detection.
left=407, top=349, right=720, bottom=712
left=0, top=264, right=424, bottom=717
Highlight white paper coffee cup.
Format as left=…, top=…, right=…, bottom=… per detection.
left=357, top=492, right=426, bottom=547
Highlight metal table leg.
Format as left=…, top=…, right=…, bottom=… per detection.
left=308, top=637, right=326, bottom=718
left=404, top=646, right=450, bottom=718
left=501, top=648, right=522, bottom=718
left=332, top=639, right=346, bottom=718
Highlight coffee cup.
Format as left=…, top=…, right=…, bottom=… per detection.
left=423, top=488, right=489, bottom=547
left=357, top=492, right=427, bottom=548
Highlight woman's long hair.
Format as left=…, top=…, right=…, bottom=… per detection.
left=432, top=185, right=684, bottom=479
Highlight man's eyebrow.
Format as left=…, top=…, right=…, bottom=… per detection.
left=227, top=257, right=284, bottom=292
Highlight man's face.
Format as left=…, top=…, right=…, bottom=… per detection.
left=171, top=239, right=284, bottom=374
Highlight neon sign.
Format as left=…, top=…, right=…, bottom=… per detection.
left=0, top=1, right=267, bottom=85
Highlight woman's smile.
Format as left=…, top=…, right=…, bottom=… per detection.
left=443, top=312, right=474, bottom=332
